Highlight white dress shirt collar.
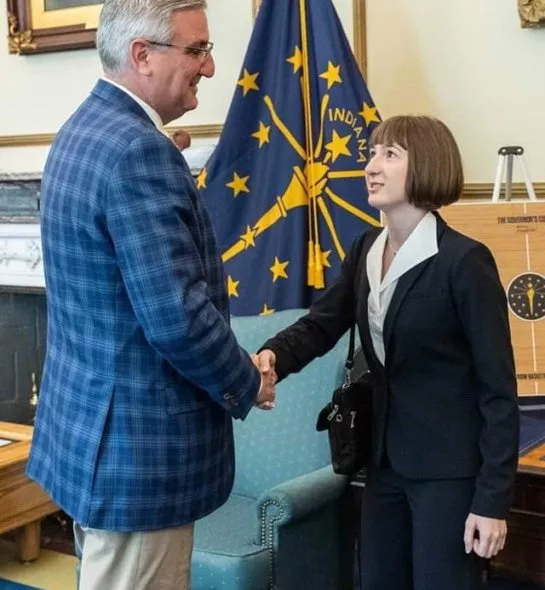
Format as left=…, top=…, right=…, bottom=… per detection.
left=372, top=211, right=439, bottom=292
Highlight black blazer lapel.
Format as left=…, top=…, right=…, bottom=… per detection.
left=383, top=213, right=448, bottom=355
left=383, top=261, right=430, bottom=356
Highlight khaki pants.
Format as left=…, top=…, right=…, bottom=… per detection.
left=74, top=522, right=194, bottom=590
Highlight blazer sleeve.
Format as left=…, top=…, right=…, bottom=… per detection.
left=105, top=134, right=260, bottom=420
left=452, top=243, right=519, bottom=518
left=261, top=234, right=365, bottom=380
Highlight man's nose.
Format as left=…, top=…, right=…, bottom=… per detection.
left=201, top=54, right=216, bottom=78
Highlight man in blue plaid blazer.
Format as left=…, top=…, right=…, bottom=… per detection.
left=26, top=1, right=275, bottom=588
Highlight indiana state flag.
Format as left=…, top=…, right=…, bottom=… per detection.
left=200, top=0, right=381, bottom=316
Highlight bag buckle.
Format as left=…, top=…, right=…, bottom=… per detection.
left=327, top=404, right=339, bottom=422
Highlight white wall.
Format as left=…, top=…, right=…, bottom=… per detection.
left=0, top=0, right=355, bottom=173
left=0, top=1, right=255, bottom=172
left=2, top=0, right=543, bottom=183
left=367, top=0, right=545, bottom=183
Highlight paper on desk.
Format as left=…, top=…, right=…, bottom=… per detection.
left=0, top=438, right=13, bottom=448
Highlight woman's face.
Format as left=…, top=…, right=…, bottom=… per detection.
left=365, top=143, right=409, bottom=212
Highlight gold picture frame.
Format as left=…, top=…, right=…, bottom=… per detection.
left=252, top=0, right=367, bottom=77
left=518, top=0, right=545, bottom=27
left=7, top=0, right=101, bottom=55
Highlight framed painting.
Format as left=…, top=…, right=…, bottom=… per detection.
left=7, top=0, right=102, bottom=55
left=519, top=0, right=545, bottom=27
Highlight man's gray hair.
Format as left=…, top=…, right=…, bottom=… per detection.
left=97, top=0, right=207, bottom=73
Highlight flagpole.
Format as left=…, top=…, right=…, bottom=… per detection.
left=299, top=0, right=324, bottom=288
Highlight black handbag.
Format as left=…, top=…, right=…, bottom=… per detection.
left=316, top=325, right=374, bottom=475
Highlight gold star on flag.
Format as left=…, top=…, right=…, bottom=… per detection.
left=226, top=172, right=250, bottom=197
left=227, top=275, right=240, bottom=298
left=321, top=249, right=332, bottom=268
left=270, top=257, right=289, bottom=282
left=325, top=130, right=352, bottom=163
left=237, top=69, right=260, bottom=96
left=260, top=304, right=275, bottom=316
left=196, top=167, right=207, bottom=189
left=241, top=225, right=256, bottom=249
left=251, top=122, right=271, bottom=148
left=359, top=102, right=380, bottom=126
left=286, top=46, right=303, bottom=73
left=319, top=61, right=342, bottom=89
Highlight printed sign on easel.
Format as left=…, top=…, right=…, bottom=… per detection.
left=442, top=201, right=545, bottom=397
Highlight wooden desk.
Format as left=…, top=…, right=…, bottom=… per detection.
left=0, top=421, right=58, bottom=562
left=490, top=442, right=545, bottom=585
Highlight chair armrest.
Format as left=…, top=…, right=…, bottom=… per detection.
left=255, top=465, right=348, bottom=543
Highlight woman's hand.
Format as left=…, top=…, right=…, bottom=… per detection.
left=464, top=513, right=507, bottom=558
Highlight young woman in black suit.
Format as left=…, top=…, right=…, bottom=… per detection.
left=256, top=115, right=519, bottom=590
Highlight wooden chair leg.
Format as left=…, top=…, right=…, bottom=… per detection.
left=16, top=520, right=41, bottom=562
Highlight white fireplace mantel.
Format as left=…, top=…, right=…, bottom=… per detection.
left=0, top=224, right=44, bottom=289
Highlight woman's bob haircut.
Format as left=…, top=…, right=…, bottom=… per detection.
left=369, top=115, right=464, bottom=210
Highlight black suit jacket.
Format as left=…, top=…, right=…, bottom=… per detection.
left=263, top=214, right=519, bottom=519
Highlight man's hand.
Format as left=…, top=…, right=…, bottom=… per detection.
left=251, top=350, right=277, bottom=410
left=464, top=513, right=507, bottom=558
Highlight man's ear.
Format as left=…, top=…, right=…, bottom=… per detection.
left=129, top=39, right=153, bottom=76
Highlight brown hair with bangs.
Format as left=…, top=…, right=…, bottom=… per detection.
left=369, top=115, right=464, bottom=210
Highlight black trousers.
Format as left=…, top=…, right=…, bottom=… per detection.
left=358, top=466, right=484, bottom=590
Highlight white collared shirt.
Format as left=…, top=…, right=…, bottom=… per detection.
left=101, top=77, right=169, bottom=137
left=367, top=211, right=439, bottom=365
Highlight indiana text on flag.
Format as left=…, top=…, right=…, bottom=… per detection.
left=200, top=0, right=381, bottom=316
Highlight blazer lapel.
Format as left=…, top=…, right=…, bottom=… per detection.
left=382, top=213, right=448, bottom=355
left=382, top=260, right=430, bottom=356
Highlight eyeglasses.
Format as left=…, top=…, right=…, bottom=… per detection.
left=146, top=40, right=214, bottom=61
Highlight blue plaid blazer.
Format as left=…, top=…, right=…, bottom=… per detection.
left=27, top=80, right=261, bottom=531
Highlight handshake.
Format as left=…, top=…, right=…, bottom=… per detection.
left=251, top=349, right=277, bottom=410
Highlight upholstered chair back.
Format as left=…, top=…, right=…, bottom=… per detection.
left=230, top=309, right=348, bottom=498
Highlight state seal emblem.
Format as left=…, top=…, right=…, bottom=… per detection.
left=507, top=272, right=545, bottom=321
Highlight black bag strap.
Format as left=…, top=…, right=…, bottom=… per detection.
left=345, top=325, right=357, bottom=373
left=343, top=228, right=380, bottom=383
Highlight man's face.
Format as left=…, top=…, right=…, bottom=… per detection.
left=145, top=9, right=215, bottom=123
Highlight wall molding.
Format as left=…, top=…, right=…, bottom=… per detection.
left=462, top=182, right=545, bottom=200
left=0, top=124, right=224, bottom=149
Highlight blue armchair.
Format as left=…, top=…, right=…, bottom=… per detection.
left=191, top=309, right=350, bottom=590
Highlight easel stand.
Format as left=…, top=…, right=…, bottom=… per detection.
left=491, top=145, right=537, bottom=202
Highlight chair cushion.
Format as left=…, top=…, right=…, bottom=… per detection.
left=192, top=494, right=269, bottom=590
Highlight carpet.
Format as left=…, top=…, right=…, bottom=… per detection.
left=0, top=580, right=43, bottom=590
